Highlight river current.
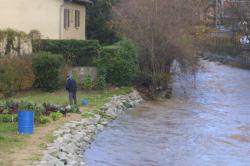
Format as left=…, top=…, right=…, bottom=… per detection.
left=85, top=60, right=250, bottom=166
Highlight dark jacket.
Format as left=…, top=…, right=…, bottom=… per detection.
left=66, top=78, right=77, bottom=93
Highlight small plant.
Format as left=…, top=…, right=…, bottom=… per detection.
left=34, top=104, right=46, bottom=122
left=83, top=75, right=93, bottom=90
left=81, top=111, right=95, bottom=118
left=5, top=100, right=18, bottom=109
left=50, top=112, right=63, bottom=121
left=0, top=103, right=4, bottom=114
left=93, top=109, right=113, bottom=119
left=4, top=100, right=18, bottom=113
left=68, top=105, right=80, bottom=113
left=39, top=116, right=50, bottom=124
left=0, top=114, right=17, bottom=123
left=18, top=101, right=35, bottom=111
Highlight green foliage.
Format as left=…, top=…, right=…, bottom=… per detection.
left=81, top=111, right=95, bottom=118
left=96, top=38, right=139, bottom=86
left=4, top=100, right=18, bottom=110
left=86, top=0, right=119, bottom=44
left=50, top=112, right=63, bottom=121
left=0, top=87, right=133, bottom=110
left=95, top=74, right=106, bottom=90
left=18, top=100, right=35, bottom=111
left=68, top=105, right=80, bottom=113
left=33, top=40, right=100, bottom=66
left=34, top=104, right=46, bottom=123
left=39, top=116, right=50, bottom=124
left=32, top=52, right=64, bottom=91
left=92, top=109, right=113, bottom=119
left=0, top=114, right=17, bottom=123
left=83, top=75, right=94, bottom=90
left=0, top=29, right=28, bottom=56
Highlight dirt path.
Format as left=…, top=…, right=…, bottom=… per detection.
left=2, top=113, right=81, bottom=166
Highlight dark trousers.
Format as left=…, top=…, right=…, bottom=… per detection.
left=69, top=92, right=77, bottom=105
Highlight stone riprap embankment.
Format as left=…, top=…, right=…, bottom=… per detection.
left=32, top=90, right=143, bottom=166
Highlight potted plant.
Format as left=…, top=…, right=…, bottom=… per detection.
left=17, top=101, right=35, bottom=134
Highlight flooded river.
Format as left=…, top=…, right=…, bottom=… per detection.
left=85, top=61, right=250, bottom=166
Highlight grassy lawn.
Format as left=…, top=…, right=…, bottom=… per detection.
left=0, top=87, right=133, bottom=108
left=0, top=122, right=28, bottom=165
left=0, top=123, right=27, bottom=152
left=0, top=87, right=133, bottom=165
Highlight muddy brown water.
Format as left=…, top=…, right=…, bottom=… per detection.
left=85, top=61, right=250, bottom=166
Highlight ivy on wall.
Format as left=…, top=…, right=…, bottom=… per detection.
left=0, top=29, right=30, bottom=56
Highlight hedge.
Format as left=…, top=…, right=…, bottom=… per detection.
left=32, top=52, right=64, bottom=91
left=33, top=39, right=100, bottom=66
left=0, top=55, right=34, bottom=97
left=95, top=39, right=139, bottom=86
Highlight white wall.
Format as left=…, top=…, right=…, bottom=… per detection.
left=61, top=3, right=86, bottom=40
left=0, top=0, right=63, bottom=39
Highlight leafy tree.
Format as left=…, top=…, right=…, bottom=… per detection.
left=86, top=0, right=119, bottom=44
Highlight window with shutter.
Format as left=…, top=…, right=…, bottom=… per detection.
left=64, top=9, right=70, bottom=29
left=75, top=10, right=80, bottom=28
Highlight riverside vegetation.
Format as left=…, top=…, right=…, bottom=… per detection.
left=0, top=28, right=139, bottom=165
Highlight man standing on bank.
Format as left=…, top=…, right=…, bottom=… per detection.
left=66, top=74, right=77, bottom=105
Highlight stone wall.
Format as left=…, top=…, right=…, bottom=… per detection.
left=32, top=90, right=143, bottom=166
left=71, top=66, right=97, bottom=83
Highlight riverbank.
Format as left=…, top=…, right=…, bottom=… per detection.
left=0, top=87, right=134, bottom=166
left=202, top=52, right=250, bottom=69
left=1, top=114, right=82, bottom=166
left=31, top=90, right=143, bottom=166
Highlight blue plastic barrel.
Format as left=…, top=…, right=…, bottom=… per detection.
left=18, top=111, right=34, bottom=134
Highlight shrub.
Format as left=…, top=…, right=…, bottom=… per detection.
left=39, top=116, right=50, bottom=124
left=0, top=63, right=16, bottom=97
left=68, top=105, right=80, bottom=113
left=95, top=39, right=139, bottom=86
left=83, top=75, right=94, bottom=90
left=32, top=52, right=64, bottom=91
left=0, top=114, right=17, bottom=123
left=0, top=55, right=34, bottom=97
left=95, top=74, right=106, bottom=90
left=33, top=40, right=100, bottom=66
left=18, top=100, right=35, bottom=111
left=50, top=112, right=63, bottom=121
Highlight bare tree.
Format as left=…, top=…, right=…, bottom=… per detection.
left=113, top=0, right=208, bottom=98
